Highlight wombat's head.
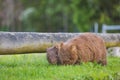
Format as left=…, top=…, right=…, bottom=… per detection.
left=47, top=43, right=65, bottom=65
left=46, top=46, right=60, bottom=64
left=47, top=43, right=77, bottom=65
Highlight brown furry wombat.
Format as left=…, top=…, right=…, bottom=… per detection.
left=47, top=33, right=107, bottom=65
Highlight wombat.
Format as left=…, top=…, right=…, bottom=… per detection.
left=47, top=33, right=107, bottom=65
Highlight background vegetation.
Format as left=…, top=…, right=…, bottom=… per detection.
left=0, top=54, right=120, bottom=80
left=0, top=0, right=120, bottom=32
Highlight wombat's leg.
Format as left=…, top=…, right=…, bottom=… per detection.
left=101, top=59, right=107, bottom=66
left=98, top=59, right=107, bottom=66
left=101, top=54, right=107, bottom=66
left=58, top=54, right=78, bottom=65
left=58, top=46, right=78, bottom=65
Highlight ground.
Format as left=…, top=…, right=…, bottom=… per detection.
left=0, top=53, right=120, bottom=80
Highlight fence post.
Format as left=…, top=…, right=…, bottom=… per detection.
left=102, top=24, right=106, bottom=33
left=94, top=22, right=98, bottom=33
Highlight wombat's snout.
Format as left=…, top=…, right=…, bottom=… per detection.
left=46, top=47, right=58, bottom=64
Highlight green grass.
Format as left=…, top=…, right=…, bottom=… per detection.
left=0, top=54, right=120, bottom=80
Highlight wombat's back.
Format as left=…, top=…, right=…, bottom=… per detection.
left=66, top=33, right=107, bottom=65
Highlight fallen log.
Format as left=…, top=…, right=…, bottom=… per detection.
left=0, top=32, right=120, bottom=55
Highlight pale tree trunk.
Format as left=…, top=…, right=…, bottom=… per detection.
left=1, top=0, right=23, bottom=31
left=2, top=0, right=15, bottom=31
left=14, top=0, right=23, bottom=31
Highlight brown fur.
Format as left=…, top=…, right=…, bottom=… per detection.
left=47, top=33, right=107, bottom=65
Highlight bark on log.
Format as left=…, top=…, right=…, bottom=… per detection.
left=0, top=32, right=120, bottom=55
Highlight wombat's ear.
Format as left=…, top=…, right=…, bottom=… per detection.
left=55, top=42, right=64, bottom=50
left=55, top=44, right=60, bottom=50
left=60, top=42, right=64, bottom=47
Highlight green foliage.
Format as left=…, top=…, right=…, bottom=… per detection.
left=0, top=0, right=120, bottom=32
left=0, top=54, right=120, bottom=80
left=21, top=0, right=120, bottom=32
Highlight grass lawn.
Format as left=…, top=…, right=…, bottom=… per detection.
left=0, top=53, right=120, bottom=80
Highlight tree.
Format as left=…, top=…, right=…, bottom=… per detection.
left=0, top=0, right=23, bottom=31
left=71, top=0, right=120, bottom=32
left=0, top=0, right=120, bottom=32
